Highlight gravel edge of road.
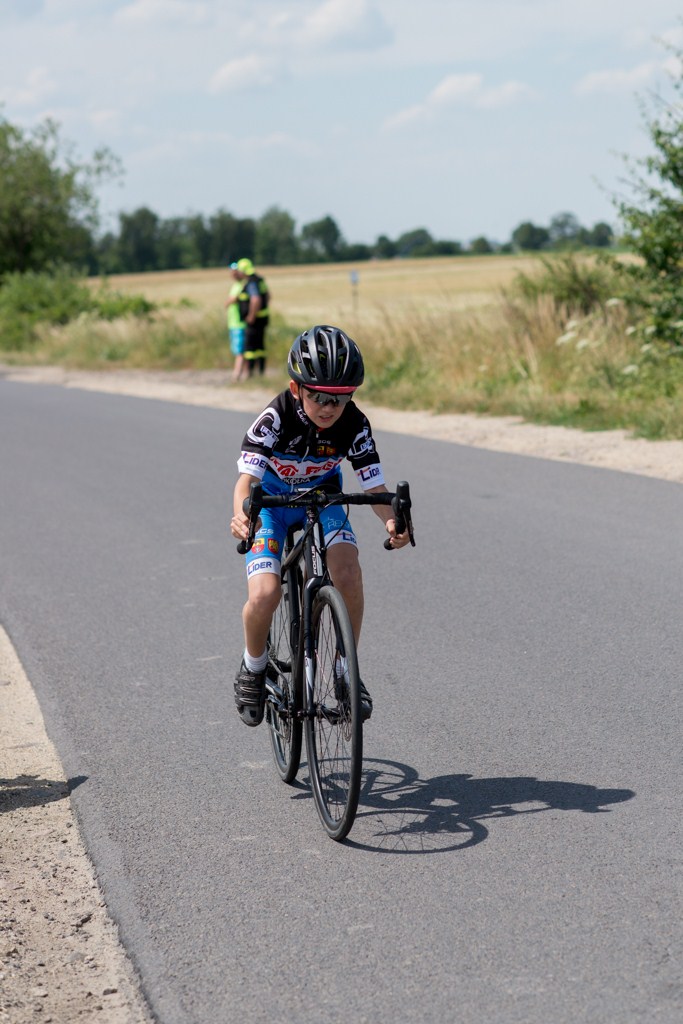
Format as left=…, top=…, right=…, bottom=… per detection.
left=0, top=627, right=154, bottom=1024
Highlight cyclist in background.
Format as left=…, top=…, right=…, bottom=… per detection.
left=230, top=325, right=411, bottom=727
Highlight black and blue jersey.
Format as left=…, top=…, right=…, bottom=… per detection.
left=237, top=389, right=384, bottom=494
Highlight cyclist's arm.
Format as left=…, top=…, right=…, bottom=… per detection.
left=231, top=472, right=260, bottom=541
left=365, top=484, right=411, bottom=549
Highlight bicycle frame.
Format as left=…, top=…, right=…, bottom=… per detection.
left=269, top=508, right=330, bottom=724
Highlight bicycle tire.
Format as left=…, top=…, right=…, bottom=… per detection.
left=266, top=564, right=302, bottom=783
left=305, top=585, right=362, bottom=841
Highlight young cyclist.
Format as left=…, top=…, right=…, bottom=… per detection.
left=230, top=324, right=411, bottom=727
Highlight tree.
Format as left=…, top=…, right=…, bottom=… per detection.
left=207, top=208, right=256, bottom=265
left=580, top=221, right=614, bottom=248
left=255, top=206, right=298, bottom=265
left=300, top=215, right=344, bottom=262
left=186, top=214, right=212, bottom=267
left=469, top=236, right=492, bottom=254
left=117, top=207, right=159, bottom=272
left=430, top=239, right=463, bottom=256
left=374, top=235, right=397, bottom=259
left=548, top=211, right=583, bottom=249
left=395, top=228, right=434, bottom=257
left=0, top=113, right=120, bottom=278
left=611, top=45, right=683, bottom=345
left=511, top=221, right=550, bottom=251
left=156, top=217, right=192, bottom=270
left=585, top=221, right=618, bottom=246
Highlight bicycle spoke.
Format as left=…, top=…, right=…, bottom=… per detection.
left=267, top=570, right=301, bottom=783
left=306, top=587, right=361, bottom=840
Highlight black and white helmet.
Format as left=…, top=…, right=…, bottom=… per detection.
left=288, top=325, right=364, bottom=392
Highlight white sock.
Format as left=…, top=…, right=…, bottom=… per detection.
left=244, top=648, right=268, bottom=673
left=335, top=655, right=348, bottom=679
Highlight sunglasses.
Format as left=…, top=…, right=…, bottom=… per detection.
left=302, top=387, right=354, bottom=408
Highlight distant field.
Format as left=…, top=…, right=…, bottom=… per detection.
left=7, top=251, right=678, bottom=438
left=105, top=254, right=543, bottom=330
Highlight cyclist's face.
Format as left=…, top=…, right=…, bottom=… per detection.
left=290, top=382, right=348, bottom=429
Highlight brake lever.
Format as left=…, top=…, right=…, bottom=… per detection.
left=383, top=481, right=415, bottom=550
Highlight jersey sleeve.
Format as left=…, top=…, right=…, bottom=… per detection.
left=237, top=401, right=283, bottom=479
left=346, top=411, right=385, bottom=490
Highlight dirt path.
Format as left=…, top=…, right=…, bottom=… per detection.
left=1, top=364, right=681, bottom=1024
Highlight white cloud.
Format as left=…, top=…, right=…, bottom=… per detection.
left=477, top=80, right=535, bottom=109
left=1, top=66, right=56, bottom=107
left=429, top=74, right=483, bottom=106
left=235, top=0, right=391, bottom=59
left=240, top=131, right=317, bottom=157
left=87, top=109, right=122, bottom=131
left=208, top=54, right=276, bottom=95
left=575, top=61, right=661, bottom=95
left=300, top=0, right=392, bottom=51
left=116, top=0, right=209, bottom=26
left=383, top=71, right=534, bottom=130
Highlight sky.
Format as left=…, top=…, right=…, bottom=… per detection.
left=1, top=0, right=682, bottom=246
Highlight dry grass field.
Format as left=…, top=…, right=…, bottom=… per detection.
left=11, top=252, right=677, bottom=438
left=106, top=254, right=543, bottom=329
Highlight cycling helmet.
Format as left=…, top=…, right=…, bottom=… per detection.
left=288, top=325, right=364, bottom=392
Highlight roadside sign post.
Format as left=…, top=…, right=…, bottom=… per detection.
left=350, top=270, right=359, bottom=316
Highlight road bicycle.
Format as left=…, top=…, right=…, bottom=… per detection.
left=237, top=481, right=415, bottom=841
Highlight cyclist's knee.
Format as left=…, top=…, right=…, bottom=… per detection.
left=246, top=573, right=281, bottom=616
left=328, top=545, right=362, bottom=592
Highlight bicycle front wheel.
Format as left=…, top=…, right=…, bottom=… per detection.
left=266, top=567, right=302, bottom=783
left=305, top=585, right=362, bottom=841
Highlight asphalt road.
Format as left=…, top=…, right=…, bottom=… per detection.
left=2, top=379, right=682, bottom=1024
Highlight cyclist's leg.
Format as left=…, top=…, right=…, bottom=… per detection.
left=321, top=508, right=363, bottom=642
left=320, top=510, right=371, bottom=720
left=236, top=511, right=286, bottom=726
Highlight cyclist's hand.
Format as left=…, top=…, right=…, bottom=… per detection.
left=230, top=511, right=250, bottom=541
left=385, top=517, right=411, bottom=549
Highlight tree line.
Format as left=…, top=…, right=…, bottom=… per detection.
left=88, top=206, right=615, bottom=275
left=0, top=112, right=613, bottom=280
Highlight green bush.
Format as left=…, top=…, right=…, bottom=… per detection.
left=511, top=254, right=622, bottom=315
left=91, top=284, right=155, bottom=320
left=0, top=268, right=156, bottom=352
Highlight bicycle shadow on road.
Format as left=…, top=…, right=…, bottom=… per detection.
left=0, top=774, right=87, bottom=814
left=348, top=759, right=635, bottom=854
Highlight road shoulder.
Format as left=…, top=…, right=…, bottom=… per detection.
left=0, top=627, right=152, bottom=1024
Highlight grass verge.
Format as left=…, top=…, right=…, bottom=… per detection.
left=1, top=260, right=681, bottom=440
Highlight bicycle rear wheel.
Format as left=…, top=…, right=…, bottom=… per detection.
left=266, top=565, right=302, bottom=783
left=305, top=585, right=362, bottom=841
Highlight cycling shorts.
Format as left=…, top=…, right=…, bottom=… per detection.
left=245, top=505, right=357, bottom=580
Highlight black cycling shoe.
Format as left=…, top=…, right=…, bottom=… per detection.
left=234, top=659, right=266, bottom=727
left=334, top=674, right=373, bottom=722
left=359, top=679, right=373, bottom=722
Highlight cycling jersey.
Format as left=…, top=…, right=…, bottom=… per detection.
left=237, top=389, right=385, bottom=494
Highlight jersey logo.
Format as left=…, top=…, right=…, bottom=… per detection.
left=247, top=406, right=281, bottom=448
left=349, top=425, right=375, bottom=458
left=284, top=434, right=304, bottom=453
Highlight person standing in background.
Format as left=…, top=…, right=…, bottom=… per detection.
left=234, top=257, right=270, bottom=377
left=225, top=262, right=248, bottom=383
